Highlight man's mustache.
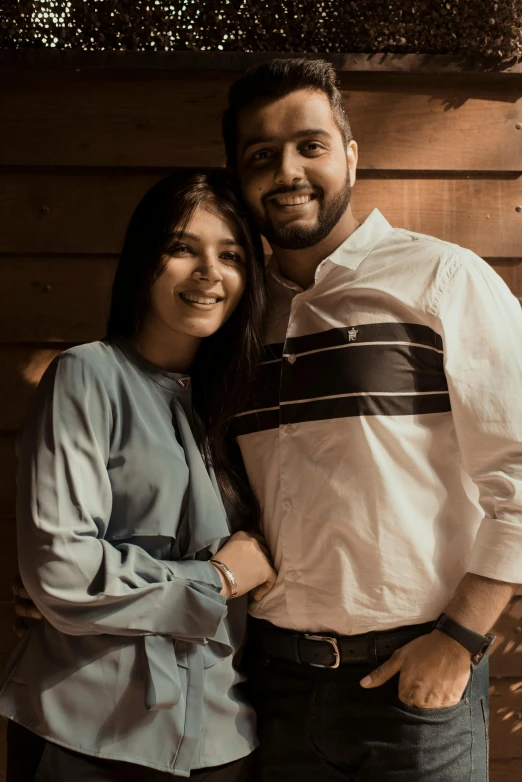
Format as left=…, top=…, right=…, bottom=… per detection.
left=262, top=184, right=323, bottom=205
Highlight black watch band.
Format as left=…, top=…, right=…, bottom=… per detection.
left=433, top=613, right=496, bottom=664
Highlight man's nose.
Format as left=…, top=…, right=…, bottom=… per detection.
left=274, top=148, right=304, bottom=186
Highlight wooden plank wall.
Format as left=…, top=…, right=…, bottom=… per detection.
left=0, top=62, right=521, bottom=779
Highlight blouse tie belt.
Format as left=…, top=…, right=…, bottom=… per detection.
left=142, top=634, right=182, bottom=711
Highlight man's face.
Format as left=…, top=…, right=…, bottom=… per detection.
left=235, top=89, right=357, bottom=250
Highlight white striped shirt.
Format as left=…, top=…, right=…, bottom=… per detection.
left=236, top=209, right=522, bottom=635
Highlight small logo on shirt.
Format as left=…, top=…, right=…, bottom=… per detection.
left=347, top=328, right=358, bottom=342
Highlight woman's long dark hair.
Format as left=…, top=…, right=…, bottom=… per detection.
left=106, top=170, right=266, bottom=526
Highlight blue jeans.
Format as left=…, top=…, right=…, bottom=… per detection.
left=245, top=633, right=489, bottom=781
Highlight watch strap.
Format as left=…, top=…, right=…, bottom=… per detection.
left=434, top=613, right=495, bottom=663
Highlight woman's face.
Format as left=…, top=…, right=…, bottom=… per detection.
left=146, top=205, right=247, bottom=345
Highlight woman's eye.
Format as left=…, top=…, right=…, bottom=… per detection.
left=170, top=243, right=193, bottom=255
left=220, top=252, right=244, bottom=264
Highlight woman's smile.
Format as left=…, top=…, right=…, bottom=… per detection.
left=178, top=290, right=225, bottom=307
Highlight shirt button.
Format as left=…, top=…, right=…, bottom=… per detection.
left=286, top=354, right=296, bottom=364
left=285, top=424, right=293, bottom=435
left=283, top=500, right=292, bottom=511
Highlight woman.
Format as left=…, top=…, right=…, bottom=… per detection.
left=0, top=170, right=276, bottom=781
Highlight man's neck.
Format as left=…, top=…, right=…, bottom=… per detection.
left=271, top=206, right=360, bottom=290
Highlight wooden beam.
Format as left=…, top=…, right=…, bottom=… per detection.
left=1, top=67, right=520, bottom=170
left=490, top=760, right=522, bottom=782
left=1, top=51, right=522, bottom=76
left=490, top=597, right=522, bottom=679
left=0, top=255, right=116, bottom=343
left=489, top=678, right=522, bottom=759
left=0, top=434, right=17, bottom=519
left=0, top=521, right=16, bottom=602
left=1, top=171, right=520, bottom=258
left=0, top=256, right=519, bottom=350
left=0, top=346, right=64, bottom=430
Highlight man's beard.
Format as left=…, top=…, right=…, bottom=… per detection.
left=257, top=174, right=352, bottom=250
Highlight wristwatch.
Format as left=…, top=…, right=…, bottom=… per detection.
left=434, top=613, right=496, bottom=664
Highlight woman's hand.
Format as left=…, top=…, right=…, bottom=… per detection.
left=11, top=574, right=42, bottom=637
left=212, top=531, right=277, bottom=601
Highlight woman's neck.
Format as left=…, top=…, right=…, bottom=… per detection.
left=132, top=321, right=201, bottom=374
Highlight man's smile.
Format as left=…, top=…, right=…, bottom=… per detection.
left=267, top=192, right=318, bottom=211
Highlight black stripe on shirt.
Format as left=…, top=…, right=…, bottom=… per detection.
left=245, top=359, right=282, bottom=412
left=244, top=339, right=447, bottom=414
left=261, top=342, right=284, bottom=362
left=233, top=408, right=280, bottom=437
left=281, top=343, right=447, bottom=403
left=235, top=322, right=450, bottom=434
left=285, top=322, right=443, bottom=355
left=281, top=392, right=451, bottom=425
left=234, top=392, right=451, bottom=436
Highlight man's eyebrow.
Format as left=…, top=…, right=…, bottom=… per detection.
left=241, top=135, right=277, bottom=155
left=292, top=128, right=332, bottom=141
left=241, top=128, right=332, bottom=155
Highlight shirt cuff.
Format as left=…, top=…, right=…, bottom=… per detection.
left=468, top=517, right=522, bottom=584
left=161, top=559, right=226, bottom=593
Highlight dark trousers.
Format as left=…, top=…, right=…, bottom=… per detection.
left=6, top=720, right=46, bottom=782
left=7, top=720, right=254, bottom=782
left=244, top=624, right=490, bottom=782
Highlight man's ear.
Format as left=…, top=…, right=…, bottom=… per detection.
left=347, top=139, right=358, bottom=188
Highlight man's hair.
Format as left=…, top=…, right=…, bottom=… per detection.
left=222, top=58, right=353, bottom=166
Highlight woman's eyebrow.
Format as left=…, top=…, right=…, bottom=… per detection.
left=175, top=231, right=199, bottom=241
left=174, top=232, right=243, bottom=247
left=219, top=238, right=244, bottom=246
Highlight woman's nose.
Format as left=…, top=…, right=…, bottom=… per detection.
left=192, top=255, right=224, bottom=281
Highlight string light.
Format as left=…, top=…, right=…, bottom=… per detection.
left=2, top=0, right=521, bottom=58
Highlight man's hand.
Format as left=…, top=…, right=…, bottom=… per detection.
left=11, top=574, right=42, bottom=637
left=360, top=630, right=472, bottom=708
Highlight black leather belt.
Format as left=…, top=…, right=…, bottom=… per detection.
left=249, top=618, right=435, bottom=669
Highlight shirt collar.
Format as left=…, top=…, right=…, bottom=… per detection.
left=268, top=208, right=393, bottom=290
left=326, top=208, right=393, bottom=271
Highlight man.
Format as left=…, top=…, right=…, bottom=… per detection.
left=222, top=58, right=522, bottom=781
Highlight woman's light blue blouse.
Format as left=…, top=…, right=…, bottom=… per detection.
left=0, top=339, right=257, bottom=777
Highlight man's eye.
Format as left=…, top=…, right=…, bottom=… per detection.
left=251, top=149, right=272, bottom=162
left=303, top=142, right=324, bottom=153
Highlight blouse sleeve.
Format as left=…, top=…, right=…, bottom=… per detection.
left=17, top=351, right=227, bottom=639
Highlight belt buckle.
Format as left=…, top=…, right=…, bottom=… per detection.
left=304, top=634, right=341, bottom=669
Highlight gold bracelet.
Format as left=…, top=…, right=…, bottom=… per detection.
left=210, top=559, right=238, bottom=599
